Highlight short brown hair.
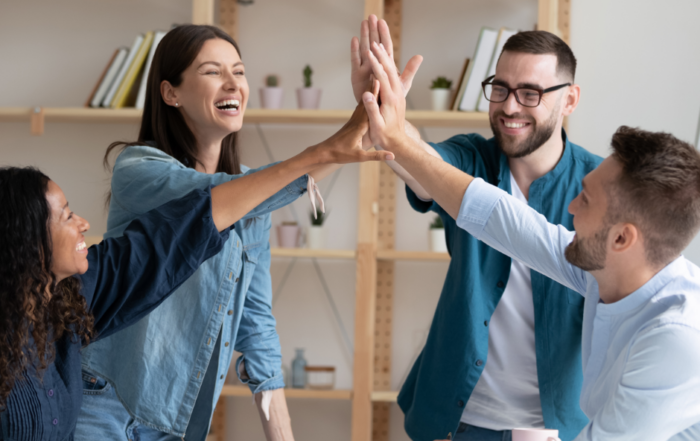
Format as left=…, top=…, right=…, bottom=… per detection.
left=608, top=126, right=700, bottom=266
left=501, top=30, right=577, bottom=82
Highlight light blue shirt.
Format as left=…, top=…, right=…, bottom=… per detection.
left=81, top=146, right=307, bottom=436
left=458, top=178, right=700, bottom=440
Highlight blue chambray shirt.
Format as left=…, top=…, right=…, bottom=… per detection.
left=81, top=146, right=306, bottom=436
left=398, top=131, right=602, bottom=441
left=459, top=178, right=700, bottom=440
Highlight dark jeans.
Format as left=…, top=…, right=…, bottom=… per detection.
left=453, top=422, right=512, bottom=441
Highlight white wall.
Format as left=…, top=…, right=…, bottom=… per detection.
left=2, top=1, right=700, bottom=440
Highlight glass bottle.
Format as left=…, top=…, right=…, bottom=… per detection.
left=291, top=348, right=307, bottom=388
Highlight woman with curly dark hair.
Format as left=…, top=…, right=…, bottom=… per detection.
left=0, top=104, right=388, bottom=439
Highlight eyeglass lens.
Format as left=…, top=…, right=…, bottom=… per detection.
left=484, top=84, right=541, bottom=107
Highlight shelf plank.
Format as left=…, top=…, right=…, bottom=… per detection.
left=271, top=248, right=356, bottom=260
left=221, top=385, right=352, bottom=400
left=376, top=250, right=451, bottom=261
left=370, top=391, right=399, bottom=402
left=0, top=107, right=489, bottom=128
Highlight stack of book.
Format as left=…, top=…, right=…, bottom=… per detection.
left=85, top=30, right=168, bottom=109
left=451, top=27, right=519, bottom=112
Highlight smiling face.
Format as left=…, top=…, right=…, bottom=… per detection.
left=565, top=157, right=621, bottom=271
left=162, top=38, right=248, bottom=142
left=45, top=181, right=90, bottom=281
left=489, top=51, right=572, bottom=158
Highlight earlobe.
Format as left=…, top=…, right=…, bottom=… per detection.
left=562, top=84, right=580, bottom=116
left=612, top=223, right=638, bottom=253
left=160, top=80, right=178, bottom=107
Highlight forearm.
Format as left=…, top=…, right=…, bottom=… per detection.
left=211, top=150, right=318, bottom=231
left=308, top=163, right=341, bottom=182
left=388, top=135, right=472, bottom=219
left=256, top=389, right=294, bottom=441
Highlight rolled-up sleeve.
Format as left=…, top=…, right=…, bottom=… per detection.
left=233, top=215, right=285, bottom=393
left=81, top=187, right=229, bottom=340
left=457, top=178, right=588, bottom=295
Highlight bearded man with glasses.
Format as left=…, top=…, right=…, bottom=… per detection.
left=350, top=20, right=602, bottom=441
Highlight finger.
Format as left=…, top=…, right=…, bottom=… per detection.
left=377, top=19, right=394, bottom=60
left=371, top=42, right=402, bottom=92
left=359, top=150, right=395, bottom=162
left=360, top=20, right=370, bottom=62
left=362, top=91, right=385, bottom=133
left=351, top=37, right=361, bottom=70
left=368, top=14, right=380, bottom=49
left=366, top=50, right=393, bottom=102
left=399, top=54, right=424, bottom=97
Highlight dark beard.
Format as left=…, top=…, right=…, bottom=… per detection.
left=490, top=107, right=559, bottom=159
left=564, top=226, right=609, bottom=271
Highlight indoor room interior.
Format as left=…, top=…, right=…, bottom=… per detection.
left=2, top=0, right=700, bottom=440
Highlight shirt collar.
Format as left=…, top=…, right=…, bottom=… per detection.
left=596, top=256, right=689, bottom=316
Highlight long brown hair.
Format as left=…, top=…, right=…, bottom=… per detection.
left=0, top=167, right=93, bottom=410
left=104, top=25, right=243, bottom=176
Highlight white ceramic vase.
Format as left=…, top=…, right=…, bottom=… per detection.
left=296, top=87, right=322, bottom=109
left=429, top=228, right=447, bottom=253
left=431, top=88, right=451, bottom=111
left=277, top=224, right=300, bottom=248
left=307, top=225, right=325, bottom=249
left=260, top=87, right=284, bottom=109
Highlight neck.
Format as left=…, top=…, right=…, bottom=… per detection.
left=194, top=140, right=223, bottom=175
left=593, top=257, right=668, bottom=304
left=508, top=125, right=564, bottom=199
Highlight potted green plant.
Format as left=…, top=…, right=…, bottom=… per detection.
left=430, top=76, right=452, bottom=111
left=429, top=215, right=447, bottom=252
left=307, top=206, right=327, bottom=249
left=296, top=64, right=322, bottom=109
left=260, top=74, right=283, bottom=109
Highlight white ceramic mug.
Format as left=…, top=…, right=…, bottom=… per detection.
left=512, top=428, right=561, bottom=441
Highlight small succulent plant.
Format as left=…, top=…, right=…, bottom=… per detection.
left=429, top=215, right=444, bottom=229
left=265, top=74, right=279, bottom=87
left=310, top=206, right=327, bottom=226
left=303, top=65, right=313, bottom=88
left=430, top=76, right=452, bottom=89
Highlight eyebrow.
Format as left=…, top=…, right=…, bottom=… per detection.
left=492, top=78, right=544, bottom=90
left=197, top=61, right=244, bottom=69
left=60, top=202, right=69, bottom=215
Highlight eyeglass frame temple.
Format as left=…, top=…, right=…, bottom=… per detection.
left=480, top=75, right=572, bottom=107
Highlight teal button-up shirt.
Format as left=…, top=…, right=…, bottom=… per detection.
left=398, top=130, right=602, bottom=441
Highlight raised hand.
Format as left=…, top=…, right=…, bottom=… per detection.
left=351, top=15, right=423, bottom=103
left=308, top=101, right=395, bottom=164
left=362, top=41, right=412, bottom=150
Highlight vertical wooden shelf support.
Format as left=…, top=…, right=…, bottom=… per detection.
left=30, top=107, right=44, bottom=136
left=192, top=0, right=215, bottom=25
left=219, top=0, right=239, bottom=40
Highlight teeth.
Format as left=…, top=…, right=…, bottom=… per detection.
left=76, top=242, right=86, bottom=251
left=504, top=121, right=526, bottom=128
left=215, top=99, right=240, bottom=109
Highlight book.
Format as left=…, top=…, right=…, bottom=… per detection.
left=450, top=58, right=470, bottom=111
left=476, top=27, right=518, bottom=112
left=111, top=31, right=154, bottom=108
left=101, top=34, right=144, bottom=107
left=458, top=27, right=498, bottom=112
left=85, top=49, right=118, bottom=107
left=135, top=30, right=167, bottom=110
left=89, top=48, right=128, bottom=108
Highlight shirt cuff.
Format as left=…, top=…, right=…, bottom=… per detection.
left=286, top=174, right=309, bottom=196
left=456, top=178, right=507, bottom=239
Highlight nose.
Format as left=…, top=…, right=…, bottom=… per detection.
left=223, top=70, right=239, bottom=91
left=77, top=214, right=90, bottom=234
left=501, top=90, right=523, bottom=116
left=568, top=193, right=580, bottom=215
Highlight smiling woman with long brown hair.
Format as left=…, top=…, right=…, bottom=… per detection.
left=0, top=98, right=388, bottom=439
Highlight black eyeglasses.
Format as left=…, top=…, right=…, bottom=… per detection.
left=481, top=75, right=571, bottom=107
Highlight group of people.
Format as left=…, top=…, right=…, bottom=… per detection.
left=1, top=14, right=699, bottom=441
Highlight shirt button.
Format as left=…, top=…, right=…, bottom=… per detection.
left=497, top=281, right=504, bottom=288
left=53, top=418, right=58, bottom=425
left=227, top=310, right=233, bottom=316
left=475, top=359, right=483, bottom=367
left=48, top=389, right=54, bottom=397
left=484, top=320, right=488, bottom=327
left=224, top=342, right=230, bottom=347
left=457, top=400, right=465, bottom=407
left=235, top=277, right=240, bottom=283
left=220, top=375, right=224, bottom=380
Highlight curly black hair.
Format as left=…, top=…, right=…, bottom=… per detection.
left=0, top=167, right=94, bottom=410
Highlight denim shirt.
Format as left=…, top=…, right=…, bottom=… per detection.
left=398, top=131, right=602, bottom=441
left=81, top=146, right=307, bottom=436
left=0, top=187, right=227, bottom=441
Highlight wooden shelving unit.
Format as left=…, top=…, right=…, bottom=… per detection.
left=16, top=0, right=570, bottom=439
